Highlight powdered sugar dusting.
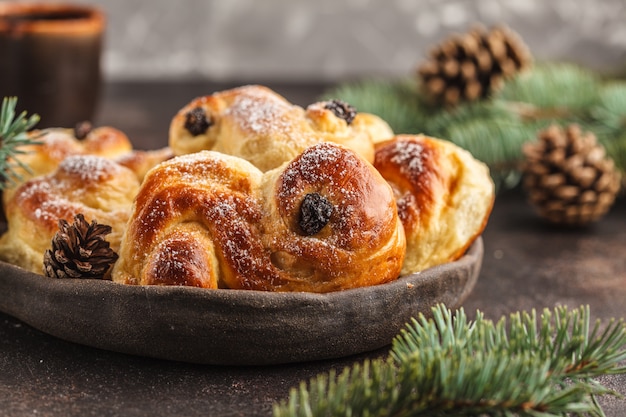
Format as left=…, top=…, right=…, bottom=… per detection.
left=142, top=197, right=168, bottom=227
left=389, top=140, right=424, bottom=176
left=12, top=178, right=86, bottom=231
left=58, top=155, right=119, bottom=183
left=11, top=156, right=131, bottom=233
left=226, top=88, right=294, bottom=135
left=298, top=143, right=345, bottom=173
left=18, top=181, right=58, bottom=222
left=166, top=149, right=225, bottom=166
left=127, top=152, right=275, bottom=288
left=154, top=151, right=258, bottom=189
left=117, top=138, right=400, bottom=290
left=276, top=143, right=391, bottom=249
left=204, top=193, right=267, bottom=284
left=152, top=245, right=189, bottom=275
left=278, top=143, right=352, bottom=202
left=39, top=130, right=81, bottom=162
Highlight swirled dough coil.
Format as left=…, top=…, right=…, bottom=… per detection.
left=112, top=143, right=406, bottom=292
left=0, top=155, right=140, bottom=273
left=374, top=134, right=494, bottom=275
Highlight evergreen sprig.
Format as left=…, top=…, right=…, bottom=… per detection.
left=0, top=97, right=43, bottom=189
left=323, top=62, right=626, bottom=191
left=273, top=305, right=626, bottom=417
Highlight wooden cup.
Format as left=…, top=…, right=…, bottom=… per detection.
left=0, top=3, right=105, bottom=128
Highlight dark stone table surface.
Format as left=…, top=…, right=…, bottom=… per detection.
left=0, top=82, right=624, bottom=416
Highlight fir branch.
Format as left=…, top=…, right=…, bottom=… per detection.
left=393, top=305, right=626, bottom=381
left=498, top=63, right=602, bottom=114
left=591, top=83, right=626, bottom=133
left=273, top=305, right=626, bottom=417
left=590, top=82, right=626, bottom=175
left=0, top=97, right=43, bottom=189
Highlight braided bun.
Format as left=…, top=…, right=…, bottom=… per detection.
left=112, top=143, right=405, bottom=292
left=374, top=135, right=494, bottom=275
left=9, top=126, right=132, bottom=185
left=168, top=85, right=393, bottom=172
left=0, top=155, right=140, bottom=273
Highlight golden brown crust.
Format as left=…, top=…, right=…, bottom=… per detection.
left=113, top=151, right=265, bottom=289
left=261, top=142, right=406, bottom=291
left=374, top=134, right=494, bottom=275
left=112, top=143, right=405, bottom=292
left=0, top=155, right=140, bottom=274
left=12, top=126, right=133, bottom=181
left=114, top=147, right=174, bottom=182
left=3, top=126, right=134, bottom=205
left=168, top=85, right=393, bottom=172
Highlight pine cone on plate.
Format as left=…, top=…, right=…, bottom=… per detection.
left=522, top=124, right=622, bottom=226
left=417, top=25, right=531, bottom=106
left=43, top=213, right=119, bottom=279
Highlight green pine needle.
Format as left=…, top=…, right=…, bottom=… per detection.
left=498, top=63, right=602, bottom=113
left=0, top=97, right=43, bottom=189
left=273, top=305, right=626, bottom=417
left=322, top=62, right=626, bottom=192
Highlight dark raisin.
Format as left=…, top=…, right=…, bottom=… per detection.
left=299, top=193, right=333, bottom=236
left=184, top=107, right=212, bottom=136
left=74, top=120, right=93, bottom=140
left=324, top=99, right=357, bottom=125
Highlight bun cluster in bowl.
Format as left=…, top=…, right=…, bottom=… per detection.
left=0, top=85, right=494, bottom=293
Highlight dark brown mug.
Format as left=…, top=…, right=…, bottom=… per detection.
left=0, top=3, right=104, bottom=128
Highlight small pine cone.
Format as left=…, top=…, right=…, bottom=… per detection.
left=522, top=124, right=622, bottom=226
left=43, top=213, right=119, bottom=279
left=417, top=25, right=531, bottom=106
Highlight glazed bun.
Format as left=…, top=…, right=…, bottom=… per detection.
left=112, top=143, right=405, bottom=292
left=8, top=126, right=132, bottom=186
left=374, top=134, right=494, bottom=275
left=168, top=85, right=393, bottom=172
left=0, top=155, right=140, bottom=273
left=259, top=142, right=405, bottom=291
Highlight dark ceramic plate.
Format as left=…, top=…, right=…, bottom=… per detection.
left=0, top=238, right=483, bottom=365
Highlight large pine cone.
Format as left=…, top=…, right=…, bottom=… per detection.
left=418, top=25, right=531, bottom=106
left=43, top=213, right=118, bottom=279
left=522, top=124, right=622, bottom=226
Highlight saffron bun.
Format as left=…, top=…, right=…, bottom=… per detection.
left=2, top=126, right=173, bottom=212
left=4, top=126, right=172, bottom=194
left=8, top=126, right=132, bottom=186
left=0, top=155, right=140, bottom=274
left=168, top=85, right=394, bottom=172
left=111, top=143, right=406, bottom=292
left=373, top=134, right=494, bottom=275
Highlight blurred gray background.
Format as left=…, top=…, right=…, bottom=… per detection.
left=15, top=0, right=626, bottom=81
